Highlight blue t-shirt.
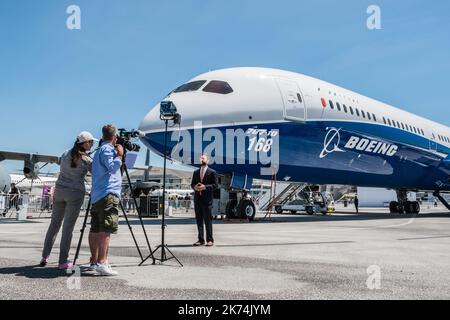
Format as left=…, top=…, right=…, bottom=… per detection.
left=91, top=142, right=122, bottom=204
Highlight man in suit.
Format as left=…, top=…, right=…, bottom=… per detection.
left=191, top=154, right=218, bottom=247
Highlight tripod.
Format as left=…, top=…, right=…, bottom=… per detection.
left=139, top=118, right=183, bottom=267
left=73, top=162, right=154, bottom=266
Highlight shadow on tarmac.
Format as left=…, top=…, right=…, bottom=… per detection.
left=0, top=264, right=69, bottom=279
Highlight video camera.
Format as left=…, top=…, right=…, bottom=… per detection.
left=116, top=129, right=142, bottom=153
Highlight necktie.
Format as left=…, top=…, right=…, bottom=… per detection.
left=200, top=168, right=205, bottom=182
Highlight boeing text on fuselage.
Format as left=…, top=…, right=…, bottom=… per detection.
left=320, top=127, right=399, bottom=158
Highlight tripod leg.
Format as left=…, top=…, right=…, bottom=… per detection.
left=123, top=165, right=154, bottom=255
left=163, top=245, right=183, bottom=267
left=119, top=201, right=144, bottom=261
left=138, top=249, right=156, bottom=266
left=73, top=198, right=91, bottom=266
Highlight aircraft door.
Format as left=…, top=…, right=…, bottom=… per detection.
left=276, top=78, right=306, bottom=122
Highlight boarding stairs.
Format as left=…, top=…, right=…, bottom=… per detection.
left=258, top=182, right=308, bottom=212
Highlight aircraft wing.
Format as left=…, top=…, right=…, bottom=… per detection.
left=0, top=151, right=60, bottom=164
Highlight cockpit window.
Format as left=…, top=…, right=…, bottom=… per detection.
left=202, top=80, right=234, bottom=94
left=173, top=80, right=207, bottom=93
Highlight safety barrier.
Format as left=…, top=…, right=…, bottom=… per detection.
left=1, top=194, right=195, bottom=219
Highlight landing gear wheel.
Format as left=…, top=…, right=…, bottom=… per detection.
left=389, top=201, right=399, bottom=213
left=405, top=201, right=414, bottom=214
left=275, top=206, right=283, bottom=214
left=412, top=201, right=420, bottom=214
left=238, top=200, right=256, bottom=221
left=225, top=199, right=238, bottom=219
left=290, top=210, right=297, bottom=214
left=306, top=206, right=314, bottom=215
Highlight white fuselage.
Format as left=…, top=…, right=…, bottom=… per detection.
left=139, top=67, right=450, bottom=191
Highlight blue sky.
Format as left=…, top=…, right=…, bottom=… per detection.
left=1, top=0, right=449, bottom=173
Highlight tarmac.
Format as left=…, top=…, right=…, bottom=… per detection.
left=1, top=205, right=450, bottom=300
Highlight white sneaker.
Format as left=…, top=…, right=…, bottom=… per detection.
left=95, top=263, right=118, bottom=276
left=88, top=263, right=99, bottom=272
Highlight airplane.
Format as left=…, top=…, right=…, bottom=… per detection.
left=10, top=174, right=57, bottom=191
left=0, top=151, right=60, bottom=193
left=138, top=67, right=450, bottom=215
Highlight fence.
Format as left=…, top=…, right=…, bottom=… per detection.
left=0, top=194, right=195, bottom=219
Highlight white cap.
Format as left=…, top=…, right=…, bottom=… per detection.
left=77, top=131, right=98, bottom=144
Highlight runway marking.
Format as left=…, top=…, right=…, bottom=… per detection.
left=373, top=216, right=416, bottom=229
left=397, top=235, right=450, bottom=241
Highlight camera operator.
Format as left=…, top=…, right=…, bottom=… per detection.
left=89, top=124, right=123, bottom=276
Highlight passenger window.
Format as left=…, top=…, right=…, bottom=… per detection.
left=329, top=100, right=334, bottom=109
left=367, top=113, right=372, bottom=120
left=349, top=106, right=354, bottom=115
left=343, top=104, right=348, bottom=113
left=387, top=119, right=392, bottom=126
left=361, top=110, right=366, bottom=118
left=336, top=102, right=341, bottom=111
left=373, top=114, right=377, bottom=122
left=383, top=117, right=387, bottom=124
left=355, top=108, right=360, bottom=117
left=203, top=80, right=234, bottom=94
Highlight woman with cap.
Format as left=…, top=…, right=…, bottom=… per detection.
left=40, top=131, right=97, bottom=269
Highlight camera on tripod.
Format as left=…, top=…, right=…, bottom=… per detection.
left=116, top=129, right=142, bottom=153
left=160, top=100, right=181, bottom=124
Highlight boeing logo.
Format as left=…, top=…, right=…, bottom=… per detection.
left=320, top=127, right=345, bottom=158
left=320, top=128, right=399, bottom=158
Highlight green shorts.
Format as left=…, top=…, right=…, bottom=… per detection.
left=90, top=194, right=119, bottom=234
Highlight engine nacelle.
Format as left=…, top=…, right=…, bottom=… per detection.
left=23, top=159, right=40, bottom=180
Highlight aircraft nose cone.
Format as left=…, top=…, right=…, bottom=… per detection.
left=139, top=104, right=163, bottom=133
left=138, top=103, right=167, bottom=156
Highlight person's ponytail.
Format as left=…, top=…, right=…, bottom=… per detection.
left=70, top=141, right=84, bottom=168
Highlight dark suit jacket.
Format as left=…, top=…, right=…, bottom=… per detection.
left=191, top=167, right=218, bottom=206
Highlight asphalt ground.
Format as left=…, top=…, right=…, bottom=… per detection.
left=1, top=206, right=450, bottom=300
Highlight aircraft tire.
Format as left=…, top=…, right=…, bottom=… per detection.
left=240, top=200, right=256, bottom=221
left=413, top=201, right=420, bottom=214
left=389, top=201, right=399, bottom=213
